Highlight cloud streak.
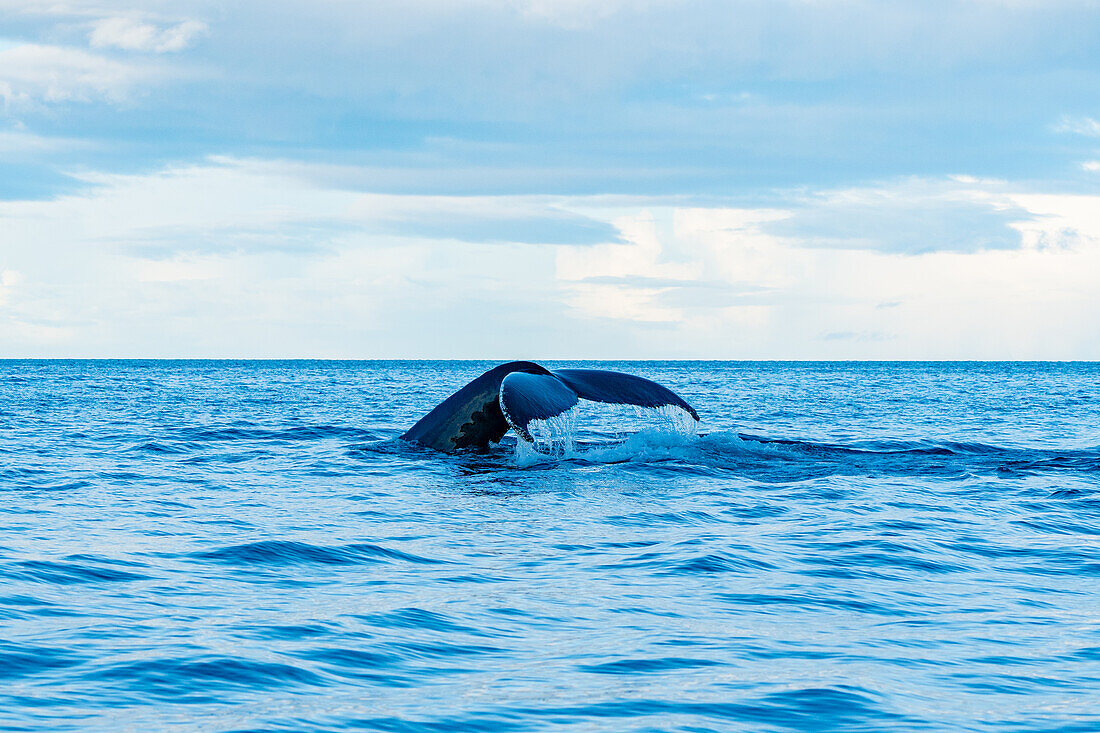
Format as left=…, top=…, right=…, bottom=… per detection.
left=0, top=43, right=156, bottom=106
left=1055, top=116, right=1100, bottom=137
left=89, top=17, right=206, bottom=53
left=765, top=180, right=1033, bottom=254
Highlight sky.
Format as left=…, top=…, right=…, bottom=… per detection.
left=1, top=0, right=1099, bottom=359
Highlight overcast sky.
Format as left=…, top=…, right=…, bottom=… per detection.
left=2, top=0, right=1099, bottom=358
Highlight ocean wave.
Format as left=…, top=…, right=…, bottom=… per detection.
left=1, top=559, right=152, bottom=585
left=91, top=656, right=326, bottom=701
left=179, top=425, right=381, bottom=442
left=0, top=641, right=85, bottom=681
left=189, top=540, right=447, bottom=567
left=506, top=428, right=1100, bottom=481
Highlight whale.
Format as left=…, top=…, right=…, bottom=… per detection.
left=402, top=361, right=699, bottom=453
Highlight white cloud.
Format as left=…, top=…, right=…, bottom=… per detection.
left=0, top=159, right=581, bottom=356
left=1054, top=115, right=1100, bottom=136
left=553, top=180, right=1100, bottom=358
left=1083, top=161, right=1100, bottom=172
left=89, top=17, right=206, bottom=53
left=556, top=211, right=708, bottom=323
left=2, top=159, right=1099, bottom=358
left=0, top=128, right=84, bottom=153
left=765, top=178, right=1031, bottom=253
left=513, top=0, right=661, bottom=27
left=0, top=42, right=154, bottom=106
left=0, top=270, right=20, bottom=307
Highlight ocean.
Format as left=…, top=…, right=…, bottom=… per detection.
left=2, top=360, right=1099, bottom=732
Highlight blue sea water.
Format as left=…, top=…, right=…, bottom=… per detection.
left=2, top=360, right=1099, bottom=732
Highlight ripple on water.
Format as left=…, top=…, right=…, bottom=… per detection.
left=189, top=540, right=447, bottom=567
left=91, top=656, right=326, bottom=703
left=2, top=559, right=152, bottom=585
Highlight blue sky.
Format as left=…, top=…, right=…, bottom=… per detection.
left=2, top=0, right=1099, bottom=357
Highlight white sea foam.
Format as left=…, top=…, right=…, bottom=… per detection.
left=513, top=402, right=699, bottom=466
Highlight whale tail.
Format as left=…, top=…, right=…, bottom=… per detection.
left=402, top=362, right=699, bottom=453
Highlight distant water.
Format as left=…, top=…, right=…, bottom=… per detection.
left=3, top=360, right=1099, bottom=732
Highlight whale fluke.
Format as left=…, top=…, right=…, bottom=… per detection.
left=499, top=371, right=580, bottom=442
left=400, top=361, right=549, bottom=452
left=552, top=369, right=699, bottom=420
left=402, top=362, right=699, bottom=453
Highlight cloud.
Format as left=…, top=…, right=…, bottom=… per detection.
left=0, top=158, right=633, bottom=355
left=765, top=181, right=1032, bottom=254
left=2, top=158, right=1100, bottom=358
left=89, top=17, right=206, bottom=53
left=513, top=0, right=658, bottom=28
left=578, top=275, right=719, bottom=288
left=0, top=269, right=20, bottom=307
left=116, top=220, right=359, bottom=259
left=549, top=185, right=1100, bottom=357
left=823, top=330, right=894, bottom=342
left=0, top=0, right=1098, bottom=203
left=19, top=157, right=623, bottom=251
left=1, top=2, right=1099, bottom=357
left=349, top=195, right=623, bottom=245
left=380, top=211, right=621, bottom=245
left=0, top=128, right=84, bottom=154
left=1054, top=116, right=1100, bottom=136
left=573, top=275, right=774, bottom=311
left=0, top=42, right=154, bottom=106
left=556, top=211, right=707, bottom=323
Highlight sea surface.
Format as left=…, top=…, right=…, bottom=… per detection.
left=2, top=360, right=1099, bottom=732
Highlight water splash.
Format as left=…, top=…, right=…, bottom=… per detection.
left=515, top=406, right=580, bottom=465
left=514, top=402, right=699, bottom=466
left=650, top=403, right=702, bottom=437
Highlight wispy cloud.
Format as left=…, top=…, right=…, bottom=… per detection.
left=823, top=330, right=894, bottom=342
left=0, top=42, right=155, bottom=106
left=765, top=179, right=1032, bottom=254
left=349, top=194, right=623, bottom=245
left=1054, top=115, right=1100, bottom=136
left=549, top=185, right=1100, bottom=357
left=0, top=127, right=86, bottom=154
left=513, top=0, right=658, bottom=28
left=116, top=220, right=358, bottom=259
left=89, top=17, right=206, bottom=53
